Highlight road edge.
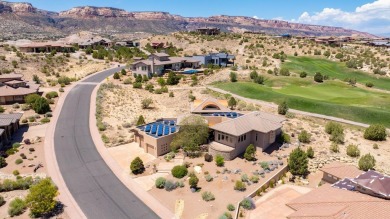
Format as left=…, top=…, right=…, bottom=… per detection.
left=89, top=80, right=176, bottom=218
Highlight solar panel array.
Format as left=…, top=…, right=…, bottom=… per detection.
left=139, top=120, right=177, bottom=138
left=202, top=112, right=241, bottom=118
left=332, top=178, right=356, bottom=191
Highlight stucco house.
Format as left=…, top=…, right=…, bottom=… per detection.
left=192, top=52, right=235, bottom=67
left=132, top=98, right=284, bottom=159
left=131, top=53, right=200, bottom=77
left=0, top=73, right=40, bottom=104
left=0, top=113, right=23, bottom=149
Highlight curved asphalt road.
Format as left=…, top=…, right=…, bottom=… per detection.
left=54, top=67, right=159, bottom=219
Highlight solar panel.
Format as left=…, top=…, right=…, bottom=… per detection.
left=145, top=125, right=151, bottom=132
left=157, top=125, right=163, bottom=136
left=151, top=125, right=157, bottom=134
left=164, top=126, right=170, bottom=135
left=170, top=121, right=175, bottom=126
left=171, top=127, right=176, bottom=133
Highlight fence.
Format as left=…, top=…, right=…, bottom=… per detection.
left=234, top=165, right=289, bottom=219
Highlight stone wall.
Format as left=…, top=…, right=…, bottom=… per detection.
left=208, top=145, right=233, bottom=161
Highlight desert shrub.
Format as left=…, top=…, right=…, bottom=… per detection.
left=169, top=92, right=174, bottom=97
left=244, top=144, right=256, bottom=161
left=171, top=165, right=188, bottom=179
left=20, top=153, right=27, bottom=159
left=253, top=75, right=265, bottom=84
left=29, top=148, right=35, bottom=152
left=205, top=174, right=213, bottom=182
left=176, top=181, right=185, bottom=188
left=59, top=88, right=64, bottom=92
left=346, top=144, right=360, bottom=157
left=279, top=67, right=290, bottom=76
left=358, top=154, right=376, bottom=171
left=164, top=180, right=177, bottom=191
left=32, top=97, right=51, bottom=114
left=298, top=130, right=311, bottom=143
left=250, top=175, right=259, bottom=183
left=215, top=155, right=224, bottom=167
left=8, top=198, right=26, bottom=217
left=13, top=170, right=19, bottom=176
left=279, top=132, right=291, bottom=143
left=15, top=159, right=23, bottom=165
left=306, top=146, right=314, bottom=158
left=45, top=91, right=58, bottom=99
left=364, top=124, right=387, bottom=141
left=141, top=98, right=153, bottom=109
left=373, top=143, right=379, bottom=149
left=164, top=152, right=175, bottom=161
left=12, top=143, right=21, bottom=148
left=21, top=119, right=28, bottom=123
left=330, top=143, right=339, bottom=153
left=189, top=175, right=199, bottom=188
left=0, top=106, right=4, bottom=113
left=365, top=82, right=374, bottom=87
left=0, top=157, right=7, bottom=168
left=240, top=197, right=254, bottom=210
left=234, top=180, right=246, bottom=191
left=136, top=115, right=145, bottom=126
left=133, top=82, right=142, bottom=88
left=227, top=203, right=235, bottom=211
left=155, top=177, right=166, bottom=189
left=204, top=153, right=213, bottom=162
left=0, top=196, right=4, bottom=207
left=40, top=118, right=50, bottom=124
left=288, top=147, right=308, bottom=176
left=278, top=101, right=288, bottom=115
left=113, top=72, right=120, bottom=79
left=130, top=157, right=144, bottom=174
left=57, top=76, right=72, bottom=85
left=202, top=191, right=215, bottom=201
left=300, top=71, right=307, bottom=78
left=241, top=174, right=249, bottom=182
left=229, top=72, right=237, bottom=82
left=260, top=161, right=269, bottom=170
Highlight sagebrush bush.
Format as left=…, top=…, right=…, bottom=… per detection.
left=240, top=197, right=254, bottom=210
left=8, top=198, right=26, bottom=217
left=155, top=177, right=166, bottom=189
left=201, top=191, right=215, bottom=202
left=346, top=144, right=360, bottom=157
left=364, top=124, right=387, bottom=141
left=298, top=130, right=311, bottom=143
left=358, top=154, right=376, bottom=171
left=227, top=203, right=235, bottom=211
left=164, top=180, right=177, bottom=191
left=234, top=180, right=246, bottom=191
left=171, top=165, right=188, bottom=179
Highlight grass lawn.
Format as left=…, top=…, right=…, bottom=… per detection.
left=213, top=79, right=390, bottom=127
left=282, top=56, right=390, bottom=91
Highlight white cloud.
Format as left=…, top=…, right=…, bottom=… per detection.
left=272, top=17, right=285, bottom=21
left=253, top=15, right=259, bottom=19
left=295, top=0, right=390, bottom=35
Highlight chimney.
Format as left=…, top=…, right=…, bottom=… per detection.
left=149, top=54, right=155, bottom=75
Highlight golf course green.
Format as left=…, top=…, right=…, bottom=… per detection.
left=213, top=57, right=390, bottom=127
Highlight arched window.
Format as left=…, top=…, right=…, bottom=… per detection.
left=202, top=104, right=221, bottom=110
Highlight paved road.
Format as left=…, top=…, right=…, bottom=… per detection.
left=54, top=67, right=159, bottom=219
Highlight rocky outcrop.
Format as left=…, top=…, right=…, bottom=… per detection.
left=0, top=2, right=377, bottom=39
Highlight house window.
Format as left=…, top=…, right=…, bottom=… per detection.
left=226, top=136, right=229, bottom=141
left=244, top=134, right=246, bottom=141
left=218, top=134, right=220, bottom=141
left=256, top=133, right=258, bottom=141
left=142, top=66, right=147, bottom=71
left=222, top=135, right=225, bottom=140
left=238, top=136, right=241, bottom=142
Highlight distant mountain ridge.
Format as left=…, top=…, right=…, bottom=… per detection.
left=0, top=1, right=377, bottom=39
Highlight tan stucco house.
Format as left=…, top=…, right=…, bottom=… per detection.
left=0, top=73, right=40, bottom=104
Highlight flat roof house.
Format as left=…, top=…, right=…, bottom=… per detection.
left=130, top=53, right=200, bottom=77
left=19, top=42, right=74, bottom=53
left=0, top=73, right=40, bottom=104
left=78, top=38, right=112, bottom=49
left=192, top=52, right=235, bottom=67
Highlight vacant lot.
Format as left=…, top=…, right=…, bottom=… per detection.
left=214, top=79, right=390, bottom=127
left=283, top=56, right=390, bottom=91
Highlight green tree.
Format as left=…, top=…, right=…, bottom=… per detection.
left=244, top=144, right=256, bottom=161
left=230, top=72, right=237, bottom=82
left=300, top=71, right=307, bottom=78
left=253, top=75, right=265, bottom=84
left=113, top=72, right=120, bottom=79
left=171, top=165, right=188, bottom=179
left=189, top=175, right=199, bottom=188
left=157, top=77, right=166, bottom=86
left=314, top=72, right=324, bottom=83
left=364, top=124, right=387, bottom=141
left=0, top=157, right=7, bottom=168
left=0, top=106, right=4, bottom=113
left=249, top=71, right=258, bottom=79
left=130, top=157, right=144, bottom=174
left=136, top=115, right=145, bottom=126
left=121, top=69, right=127, bottom=75
left=325, top=122, right=345, bottom=144
left=306, top=146, right=314, bottom=158
left=228, top=97, right=237, bottom=109
left=167, top=72, right=180, bottom=85
left=279, top=68, right=290, bottom=76
left=32, top=97, right=51, bottom=114
left=278, top=101, right=289, bottom=115
left=288, top=147, right=308, bottom=176
left=358, top=154, right=376, bottom=171
left=26, top=178, right=58, bottom=217
left=25, top=94, right=41, bottom=106
left=170, top=115, right=208, bottom=154
left=298, top=130, right=311, bottom=143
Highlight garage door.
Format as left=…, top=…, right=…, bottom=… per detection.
left=146, top=144, right=155, bottom=155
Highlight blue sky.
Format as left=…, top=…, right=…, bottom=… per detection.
left=7, top=0, right=390, bottom=35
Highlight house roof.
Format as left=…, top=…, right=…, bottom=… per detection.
left=152, top=53, right=169, bottom=57
left=19, top=42, right=73, bottom=48
left=210, top=111, right=284, bottom=136
left=132, top=56, right=200, bottom=67
left=0, top=113, right=23, bottom=121
left=351, top=170, right=390, bottom=199
left=320, top=162, right=364, bottom=179
left=287, top=184, right=390, bottom=219
left=0, top=118, right=13, bottom=127
left=191, top=97, right=231, bottom=113
left=4, top=80, right=25, bottom=85
left=0, top=73, right=23, bottom=80
left=0, top=85, right=38, bottom=97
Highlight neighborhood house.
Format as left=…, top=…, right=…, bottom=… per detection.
left=0, top=113, right=23, bottom=149
left=0, top=73, right=40, bottom=104
left=132, top=98, right=284, bottom=159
